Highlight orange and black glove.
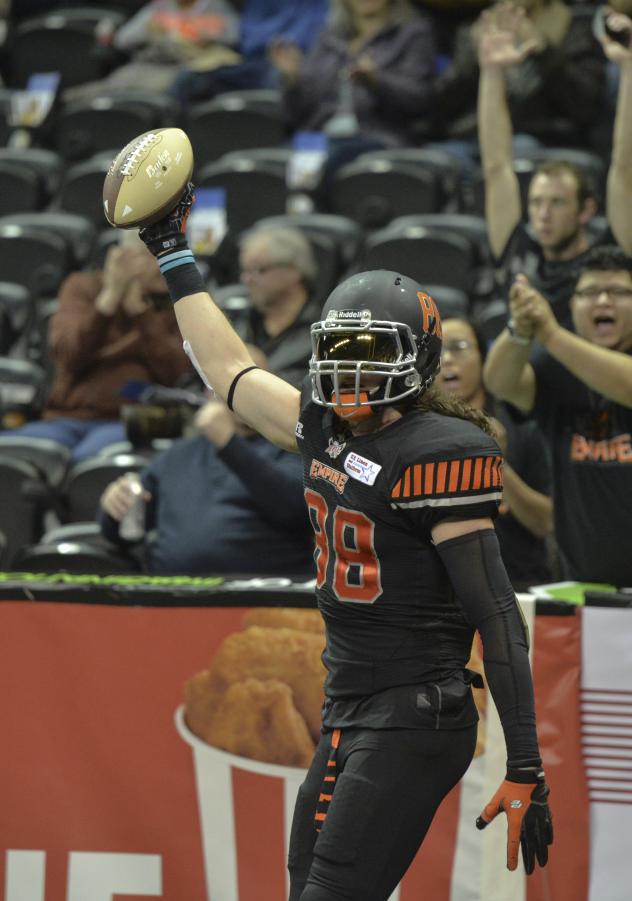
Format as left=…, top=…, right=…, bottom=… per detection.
left=476, top=764, right=553, bottom=874
left=139, top=182, right=196, bottom=258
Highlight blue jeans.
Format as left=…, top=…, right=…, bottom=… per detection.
left=4, top=418, right=126, bottom=463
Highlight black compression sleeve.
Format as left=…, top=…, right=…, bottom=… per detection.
left=435, top=528, right=541, bottom=767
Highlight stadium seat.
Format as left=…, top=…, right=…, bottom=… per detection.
left=188, top=91, right=286, bottom=170
left=63, top=453, right=151, bottom=522
left=57, top=155, right=113, bottom=226
left=0, top=455, right=49, bottom=566
left=12, top=540, right=141, bottom=574
left=330, top=157, right=443, bottom=229
left=236, top=222, right=341, bottom=303
left=0, top=435, right=71, bottom=487
left=3, top=12, right=120, bottom=89
left=0, top=147, right=64, bottom=200
left=362, top=225, right=476, bottom=292
left=0, top=226, right=70, bottom=296
left=0, top=89, right=12, bottom=146
left=41, top=521, right=104, bottom=544
left=384, top=214, right=494, bottom=300
left=55, top=96, right=158, bottom=161
left=0, top=282, right=32, bottom=355
left=197, top=156, right=288, bottom=235
left=0, top=211, right=97, bottom=270
left=251, top=212, right=365, bottom=275
left=423, top=285, right=470, bottom=319
left=355, top=148, right=464, bottom=212
left=0, top=163, right=43, bottom=215
left=0, top=356, right=48, bottom=425
left=474, top=298, right=509, bottom=344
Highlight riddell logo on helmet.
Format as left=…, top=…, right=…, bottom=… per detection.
left=326, top=309, right=371, bottom=325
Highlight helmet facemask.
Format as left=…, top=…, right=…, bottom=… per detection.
left=310, top=309, right=426, bottom=417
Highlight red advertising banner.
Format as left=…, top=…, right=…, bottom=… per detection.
left=0, top=601, right=590, bottom=901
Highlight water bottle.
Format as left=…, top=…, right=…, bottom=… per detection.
left=119, top=473, right=145, bottom=541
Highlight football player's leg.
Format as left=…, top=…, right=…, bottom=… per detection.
left=288, top=734, right=331, bottom=901
left=298, top=725, right=477, bottom=901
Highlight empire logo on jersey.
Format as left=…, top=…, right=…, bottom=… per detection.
left=310, top=459, right=349, bottom=494
left=295, top=421, right=304, bottom=440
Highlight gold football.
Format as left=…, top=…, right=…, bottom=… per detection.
left=103, top=127, right=194, bottom=229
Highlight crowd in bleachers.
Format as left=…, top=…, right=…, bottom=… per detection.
left=0, top=0, right=631, bottom=588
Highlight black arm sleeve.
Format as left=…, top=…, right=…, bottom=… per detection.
left=435, top=528, right=541, bottom=767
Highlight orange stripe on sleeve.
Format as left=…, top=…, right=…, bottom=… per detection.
left=402, top=467, right=411, bottom=498
left=391, top=479, right=402, bottom=499
left=436, top=461, right=448, bottom=493
left=413, top=463, right=422, bottom=496
left=331, top=729, right=341, bottom=749
left=448, top=460, right=460, bottom=493
left=424, top=462, right=434, bottom=495
left=483, top=455, right=494, bottom=488
left=492, top=456, right=503, bottom=487
left=460, top=458, right=472, bottom=491
left=472, top=457, right=483, bottom=490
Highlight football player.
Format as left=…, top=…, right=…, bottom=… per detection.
left=138, top=186, right=553, bottom=901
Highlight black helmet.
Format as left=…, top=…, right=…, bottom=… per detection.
left=310, top=270, right=443, bottom=415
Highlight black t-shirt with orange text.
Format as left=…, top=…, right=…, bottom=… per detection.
left=532, top=349, right=632, bottom=586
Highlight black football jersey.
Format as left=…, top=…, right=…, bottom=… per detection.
left=297, top=382, right=502, bottom=730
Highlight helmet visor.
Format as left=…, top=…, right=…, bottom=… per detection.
left=317, top=331, right=399, bottom=367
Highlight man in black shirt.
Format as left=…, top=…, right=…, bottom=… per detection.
left=136, top=190, right=553, bottom=900
left=477, top=4, right=632, bottom=323
left=484, top=245, right=632, bottom=586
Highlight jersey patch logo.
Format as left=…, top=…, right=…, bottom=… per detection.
left=310, top=459, right=349, bottom=494
left=325, top=436, right=346, bottom=459
left=295, top=420, right=304, bottom=440
left=344, top=451, right=382, bottom=486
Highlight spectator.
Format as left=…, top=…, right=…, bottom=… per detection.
left=435, top=315, right=553, bottom=590
left=231, top=224, right=320, bottom=388
left=430, top=0, right=605, bottom=170
left=483, top=245, right=632, bottom=587
left=170, top=0, right=328, bottom=108
left=99, top=351, right=314, bottom=576
left=2, top=232, right=192, bottom=461
left=268, top=0, right=436, bottom=191
left=477, top=2, right=632, bottom=325
left=64, top=0, right=240, bottom=101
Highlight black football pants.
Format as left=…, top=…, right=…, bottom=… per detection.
left=287, top=723, right=477, bottom=901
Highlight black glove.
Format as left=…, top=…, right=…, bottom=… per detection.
left=139, top=182, right=196, bottom=258
left=476, top=764, right=553, bottom=874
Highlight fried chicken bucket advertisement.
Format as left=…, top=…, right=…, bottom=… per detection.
left=1, top=597, right=625, bottom=901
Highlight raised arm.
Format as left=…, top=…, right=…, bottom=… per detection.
left=137, top=190, right=301, bottom=452
left=483, top=276, right=537, bottom=412
left=603, top=11, right=632, bottom=255
left=477, top=3, right=534, bottom=258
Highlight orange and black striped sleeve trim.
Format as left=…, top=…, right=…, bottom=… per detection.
left=391, top=455, right=503, bottom=509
